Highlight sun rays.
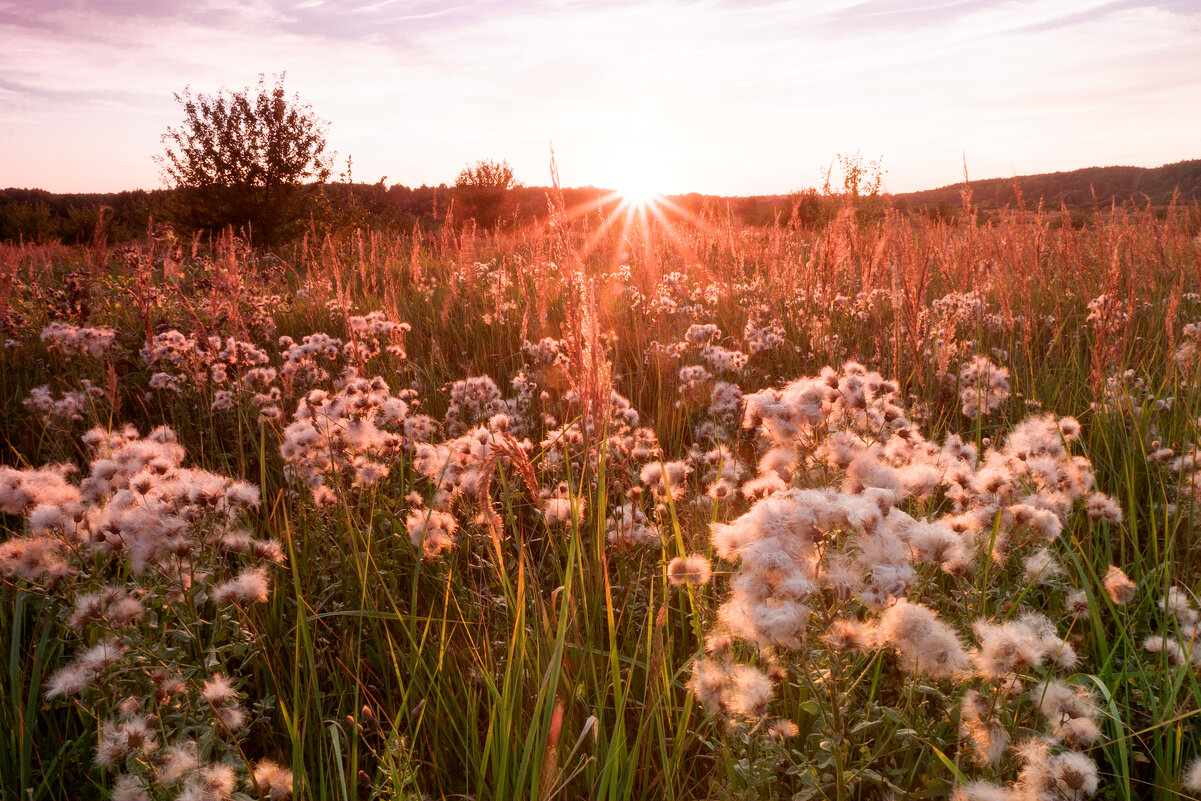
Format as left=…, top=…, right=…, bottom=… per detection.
left=543, top=159, right=706, bottom=276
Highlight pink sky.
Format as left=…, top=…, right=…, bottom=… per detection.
left=1, top=0, right=1199, bottom=196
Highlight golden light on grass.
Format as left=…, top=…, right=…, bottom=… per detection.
left=544, top=146, right=706, bottom=275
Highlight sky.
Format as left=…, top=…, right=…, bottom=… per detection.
left=1, top=0, right=1199, bottom=196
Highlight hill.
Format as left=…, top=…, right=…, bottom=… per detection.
left=3, top=159, right=1198, bottom=244
left=892, top=159, right=1201, bottom=212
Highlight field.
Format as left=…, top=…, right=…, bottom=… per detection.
left=2, top=195, right=1201, bottom=801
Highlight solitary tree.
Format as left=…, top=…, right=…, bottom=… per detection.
left=158, top=74, right=333, bottom=243
left=454, top=159, right=519, bottom=228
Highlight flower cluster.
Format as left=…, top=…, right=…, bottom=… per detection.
left=959, top=356, right=1010, bottom=418
left=0, top=425, right=287, bottom=798
left=346, top=311, right=412, bottom=361
left=280, top=371, right=413, bottom=504
left=1174, top=321, right=1201, bottom=372
left=23, top=380, right=105, bottom=425
left=689, top=361, right=1123, bottom=798
left=41, top=321, right=117, bottom=359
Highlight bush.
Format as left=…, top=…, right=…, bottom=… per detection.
left=158, top=74, right=333, bottom=244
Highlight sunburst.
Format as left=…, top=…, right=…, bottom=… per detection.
left=543, top=149, right=704, bottom=272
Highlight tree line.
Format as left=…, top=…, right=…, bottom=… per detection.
left=4, top=74, right=1198, bottom=245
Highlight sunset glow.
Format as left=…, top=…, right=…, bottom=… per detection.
left=1, top=1, right=1197, bottom=195
left=617, top=184, right=662, bottom=212
left=595, top=142, right=674, bottom=210
left=4, top=3, right=1201, bottom=799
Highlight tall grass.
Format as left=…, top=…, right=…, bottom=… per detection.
left=1, top=200, right=1199, bottom=800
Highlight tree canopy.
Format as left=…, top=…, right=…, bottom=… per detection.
left=453, top=159, right=519, bottom=227
left=454, top=159, right=518, bottom=191
left=157, top=74, right=332, bottom=243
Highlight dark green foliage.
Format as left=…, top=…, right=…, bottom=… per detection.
left=899, top=159, right=1201, bottom=212
left=0, top=189, right=164, bottom=244
left=454, top=159, right=521, bottom=228
left=157, top=74, right=333, bottom=244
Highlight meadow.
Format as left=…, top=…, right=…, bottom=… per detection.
left=2, top=192, right=1201, bottom=801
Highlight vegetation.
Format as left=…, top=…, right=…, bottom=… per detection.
left=453, top=158, right=521, bottom=229
left=157, top=74, right=333, bottom=244
left=1, top=181, right=1201, bottom=800
left=895, top=160, right=1201, bottom=216
left=4, top=159, right=1198, bottom=245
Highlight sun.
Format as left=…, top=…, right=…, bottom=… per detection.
left=602, top=147, right=670, bottom=209
left=619, top=181, right=661, bottom=210
left=557, top=143, right=701, bottom=266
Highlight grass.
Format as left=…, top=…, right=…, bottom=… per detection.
left=1, top=198, right=1200, bottom=800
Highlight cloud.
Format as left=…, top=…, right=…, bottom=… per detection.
left=1, top=0, right=1198, bottom=193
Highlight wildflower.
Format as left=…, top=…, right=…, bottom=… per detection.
left=823, top=619, right=873, bottom=652
left=972, top=613, right=1075, bottom=678
left=252, top=759, right=295, bottom=800
left=768, top=719, right=799, bottom=740
left=684, top=323, right=721, bottom=345
left=902, top=519, right=970, bottom=572
left=959, top=356, right=1010, bottom=418
left=951, top=780, right=1013, bottom=801
left=95, top=715, right=157, bottom=769
left=820, top=555, right=864, bottom=600
left=1086, top=493, right=1123, bottom=524
left=41, top=322, right=117, bottom=358
left=1035, top=679, right=1102, bottom=745
left=1103, top=566, right=1136, bottom=605
left=0, top=536, right=73, bottom=582
left=217, top=705, right=248, bottom=730
left=406, top=507, right=458, bottom=558
left=152, top=669, right=186, bottom=701
left=1086, top=293, right=1129, bottom=329
left=111, top=773, right=151, bottom=801
left=605, top=502, right=660, bottom=548
left=639, top=460, right=692, bottom=499
left=201, top=674, right=237, bottom=707
left=211, top=566, right=271, bottom=605
left=687, top=657, right=728, bottom=712
left=960, top=689, right=1009, bottom=766
left=23, top=382, right=105, bottom=425
left=1184, top=756, right=1201, bottom=794
left=679, top=364, right=713, bottom=385
left=667, top=554, right=712, bottom=586
left=744, top=320, right=785, bottom=353
left=0, top=463, right=81, bottom=515
left=542, top=497, right=578, bottom=527
left=178, top=763, right=237, bottom=800
left=709, top=381, right=744, bottom=426
left=158, top=741, right=200, bottom=783
left=1148, top=446, right=1175, bottom=463
left=877, top=599, right=970, bottom=679
left=445, top=375, right=507, bottom=435
left=701, top=345, right=748, bottom=373
left=724, top=664, right=773, bottom=718
left=1065, top=590, right=1090, bottom=616
left=1161, top=586, right=1199, bottom=626
left=280, top=374, right=406, bottom=503
left=69, top=587, right=144, bottom=630
left=45, top=664, right=90, bottom=699
left=1058, top=416, right=1082, bottom=441
left=45, top=638, right=125, bottom=698
left=1048, top=749, right=1099, bottom=799
left=1023, top=547, right=1065, bottom=584
left=1144, top=635, right=1189, bottom=666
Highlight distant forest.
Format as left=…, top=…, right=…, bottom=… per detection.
left=2, top=159, right=1198, bottom=245
left=892, top=159, right=1201, bottom=217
